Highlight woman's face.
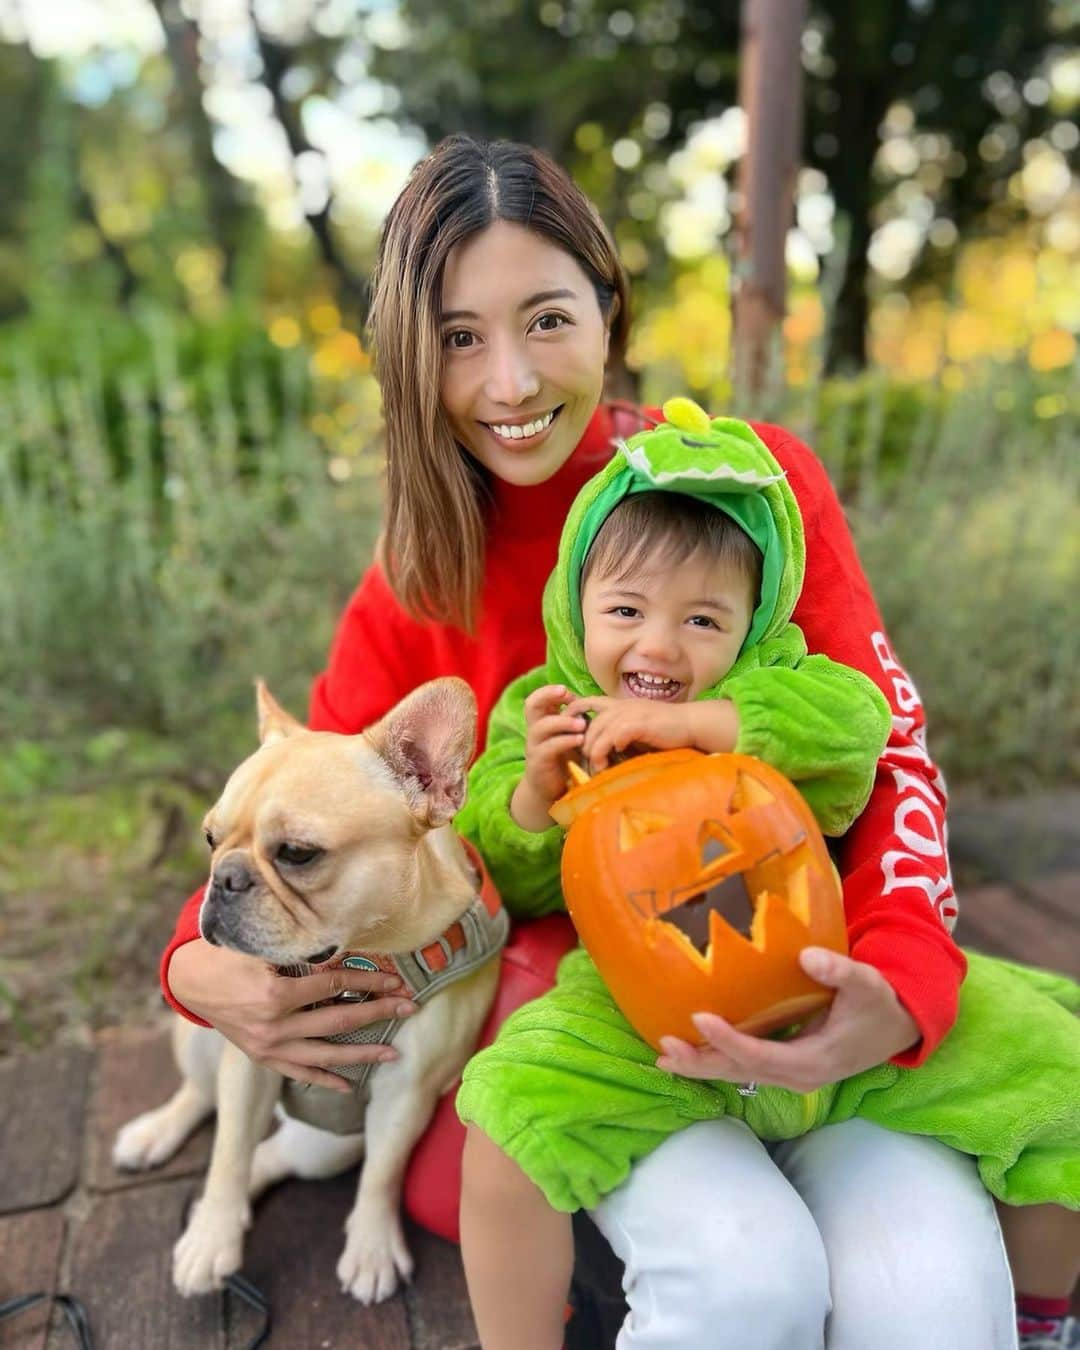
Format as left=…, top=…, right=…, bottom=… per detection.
left=439, top=220, right=611, bottom=486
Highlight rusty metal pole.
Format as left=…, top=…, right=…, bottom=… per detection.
left=732, top=0, right=809, bottom=399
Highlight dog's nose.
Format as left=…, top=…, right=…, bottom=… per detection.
left=211, top=853, right=255, bottom=895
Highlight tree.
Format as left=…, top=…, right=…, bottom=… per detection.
left=732, top=0, right=809, bottom=395
left=151, top=0, right=253, bottom=286
left=803, top=0, right=1067, bottom=369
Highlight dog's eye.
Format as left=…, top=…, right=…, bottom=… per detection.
left=204, top=830, right=215, bottom=849
left=276, top=843, right=321, bottom=866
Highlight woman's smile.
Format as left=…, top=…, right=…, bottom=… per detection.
left=480, top=406, right=563, bottom=449
left=439, top=221, right=610, bottom=486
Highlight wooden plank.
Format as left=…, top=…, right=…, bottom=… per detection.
left=64, top=1180, right=225, bottom=1350
left=1022, top=871, right=1080, bottom=934
left=0, top=1047, right=90, bottom=1213
left=228, top=1174, right=410, bottom=1350
left=948, top=790, right=1080, bottom=885
left=0, top=1209, right=65, bottom=1350
left=954, top=883, right=1079, bottom=972
left=86, top=1025, right=211, bottom=1193
left=402, top=1223, right=477, bottom=1350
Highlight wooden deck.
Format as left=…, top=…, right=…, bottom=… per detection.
left=1, top=790, right=1076, bottom=1349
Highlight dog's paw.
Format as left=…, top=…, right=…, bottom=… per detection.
left=336, top=1215, right=414, bottom=1305
left=172, top=1198, right=249, bottom=1297
left=112, top=1108, right=181, bottom=1172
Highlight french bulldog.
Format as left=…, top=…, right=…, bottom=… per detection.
left=112, top=677, right=504, bottom=1304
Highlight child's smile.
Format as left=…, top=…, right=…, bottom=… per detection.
left=622, top=671, right=685, bottom=701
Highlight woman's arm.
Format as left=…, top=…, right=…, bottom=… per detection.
left=758, top=423, right=965, bottom=1068
left=162, top=561, right=432, bottom=1082
left=308, top=562, right=426, bottom=733
left=722, top=639, right=892, bottom=837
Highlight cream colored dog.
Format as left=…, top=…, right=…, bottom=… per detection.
left=113, top=677, right=502, bottom=1305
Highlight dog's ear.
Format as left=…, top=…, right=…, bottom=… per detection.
left=366, top=678, right=478, bottom=827
left=255, top=679, right=305, bottom=746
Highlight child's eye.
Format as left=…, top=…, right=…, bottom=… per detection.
left=611, top=605, right=640, bottom=619
left=445, top=329, right=475, bottom=350
left=532, top=312, right=568, bottom=333
left=688, top=615, right=720, bottom=630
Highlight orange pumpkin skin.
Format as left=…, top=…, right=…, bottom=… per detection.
left=550, top=750, right=848, bottom=1052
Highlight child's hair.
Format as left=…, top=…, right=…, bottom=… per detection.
left=581, top=492, right=763, bottom=602
left=368, top=134, right=630, bottom=631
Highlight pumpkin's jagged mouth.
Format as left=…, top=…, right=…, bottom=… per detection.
left=662, top=873, right=755, bottom=954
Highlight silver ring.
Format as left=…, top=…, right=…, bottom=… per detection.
left=736, top=1081, right=759, bottom=1097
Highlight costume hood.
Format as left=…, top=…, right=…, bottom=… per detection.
left=542, top=398, right=806, bottom=698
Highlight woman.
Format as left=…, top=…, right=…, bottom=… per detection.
left=162, top=135, right=1015, bottom=1348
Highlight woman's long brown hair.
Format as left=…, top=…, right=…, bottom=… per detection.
left=367, top=135, right=629, bottom=631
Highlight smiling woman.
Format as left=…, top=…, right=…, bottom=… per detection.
left=159, top=133, right=1019, bottom=1348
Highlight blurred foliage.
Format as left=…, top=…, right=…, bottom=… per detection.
left=844, top=392, right=1078, bottom=791
left=1, top=3, right=1076, bottom=370
left=0, top=305, right=382, bottom=772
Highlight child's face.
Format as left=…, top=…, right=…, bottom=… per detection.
left=581, top=547, right=755, bottom=703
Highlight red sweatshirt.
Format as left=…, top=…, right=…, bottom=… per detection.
left=161, top=405, right=963, bottom=1066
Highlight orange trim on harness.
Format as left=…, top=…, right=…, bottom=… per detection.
left=416, top=840, right=502, bottom=973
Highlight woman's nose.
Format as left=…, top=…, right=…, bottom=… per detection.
left=483, top=339, right=541, bottom=406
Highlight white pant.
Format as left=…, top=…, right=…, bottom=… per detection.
left=590, top=1117, right=1017, bottom=1350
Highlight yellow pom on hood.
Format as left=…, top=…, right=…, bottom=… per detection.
left=660, top=396, right=712, bottom=435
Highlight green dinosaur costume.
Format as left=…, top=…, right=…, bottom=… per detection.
left=455, top=401, right=1080, bottom=1215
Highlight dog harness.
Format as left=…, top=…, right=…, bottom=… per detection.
left=277, top=840, right=508, bottom=1135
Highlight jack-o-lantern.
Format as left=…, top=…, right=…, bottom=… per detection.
left=549, top=749, right=847, bottom=1050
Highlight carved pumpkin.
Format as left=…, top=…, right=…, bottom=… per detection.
left=549, top=749, right=847, bottom=1050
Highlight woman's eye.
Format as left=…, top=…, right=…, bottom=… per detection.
left=445, top=330, right=474, bottom=350
left=276, top=843, right=321, bottom=866
left=532, top=312, right=567, bottom=333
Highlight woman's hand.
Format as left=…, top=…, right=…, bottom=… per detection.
left=655, top=947, right=921, bottom=1093
left=167, top=939, right=418, bottom=1093
left=566, top=696, right=739, bottom=771
left=511, top=684, right=586, bottom=831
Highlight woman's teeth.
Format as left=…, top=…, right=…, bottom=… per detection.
left=488, top=409, right=557, bottom=440
left=624, top=672, right=682, bottom=700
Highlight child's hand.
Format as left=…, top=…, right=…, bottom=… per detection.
left=655, top=948, right=921, bottom=1092
left=511, top=684, right=586, bottom=831
left=565, top=696, right=692, bottom=772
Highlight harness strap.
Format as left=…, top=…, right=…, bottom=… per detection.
left=277, top=842, right=509, bottom=1130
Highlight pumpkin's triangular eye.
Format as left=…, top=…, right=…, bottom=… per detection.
left=731, top=770, right=775, bottom=813
left=699, top=822, right=734, bottom=866
left=619, top=808, right=676, bottom=851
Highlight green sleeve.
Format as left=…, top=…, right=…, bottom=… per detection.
left=720, top=629, right=892, bottom=836
left=454, top=667, right=568, bottom=919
